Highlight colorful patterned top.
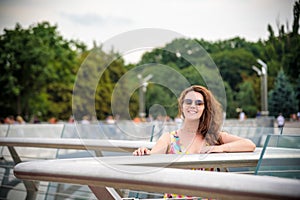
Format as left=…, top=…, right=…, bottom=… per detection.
left=164, top=131, right=214, bottom=199
left=168, top=131, right=213, bottom=157
left=168, top=131, right=187, bottom=154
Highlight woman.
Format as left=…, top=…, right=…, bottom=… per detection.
left=133, top=85, right=256, bottom=156
left=133, top=85, right=256, bottom=199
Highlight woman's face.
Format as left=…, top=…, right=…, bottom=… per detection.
left=182, top=91, right=205, bottom=121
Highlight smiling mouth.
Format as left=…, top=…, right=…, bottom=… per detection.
left=188, top=110, right=198, bottom=114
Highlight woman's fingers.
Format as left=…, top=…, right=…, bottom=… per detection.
left=133, top=148, right=142, bottom=156
left=133, top=147, right=150, bottom=156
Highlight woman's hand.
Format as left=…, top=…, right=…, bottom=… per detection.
left=133, top=147, right=151, bottom=156
left=200, top=145, right=224, bottom=153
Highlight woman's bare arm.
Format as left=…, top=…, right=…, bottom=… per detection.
left=133, top=132, right=170, bottom=156
left=202, top=132, right=256, bottom=153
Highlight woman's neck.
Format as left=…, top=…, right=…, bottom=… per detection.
left=181, top=120, right=199, bottom=134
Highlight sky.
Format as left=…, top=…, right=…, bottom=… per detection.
left=0, top=0, right=297, bottom=63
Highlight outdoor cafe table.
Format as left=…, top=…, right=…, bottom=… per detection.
left=14, top=148, right=300, bottom=200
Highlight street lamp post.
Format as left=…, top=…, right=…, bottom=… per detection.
left=137, top=74, right=153, bottom=118
left=257, top=59, right=268, bottom=116
left=252, top=65, right=264, bottom=114
left=252, top=59, right=268, bottom=116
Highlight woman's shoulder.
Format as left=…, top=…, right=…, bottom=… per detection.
left=159, top=131, right=173, bottom=141
left=159, top=131, right=178, bottom=141
left=169, top=130, right=177, bottom=136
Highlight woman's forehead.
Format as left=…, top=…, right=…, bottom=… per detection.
left=185, top=91, right=204, bottom=100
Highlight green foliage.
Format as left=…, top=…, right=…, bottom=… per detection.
left=223, top=82, right=237, bottom=118
left=180, top=65, right=206, bottom=86
left=146, top=85, right=178, bottom=119
left=0, top=22, right=86, bottom=120
left=1, top=0, right=299, bottom=121
left=211, top=48, right=257, bottom=90
left=264, top=1, right=300, bottom=83
left=97, top=57, right=128, bottom=119
left=268, top=70, right=298, bottom=117
left=72, top=46, right=127, bottom=120
left=292, top=0, right=300, bottom=37
left=235, top=81, right=257, bottom=117
left=296, top=74, right=300, bottom=110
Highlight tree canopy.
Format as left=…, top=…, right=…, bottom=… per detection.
left=0, top=1, right=299, bottom=121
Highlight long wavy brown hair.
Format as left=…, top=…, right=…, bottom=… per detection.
left=178, top=85, right=223, bottom=145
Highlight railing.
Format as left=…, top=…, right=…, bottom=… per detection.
left=1, top=120, right=297, bottom=200
left=3, top=139, right=300, bottom=199
left=14, top=155, right=300, bottom=200
left=0, top=137, right=154, bottom=200
left=0, top=123, right=156, bottom=200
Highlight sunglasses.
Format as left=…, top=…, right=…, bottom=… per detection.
left=183, top=99, right=204, bottom=106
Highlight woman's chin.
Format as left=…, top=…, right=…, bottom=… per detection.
left=185, top=115, right=201, bottom=121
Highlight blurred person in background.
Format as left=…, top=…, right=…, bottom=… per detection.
left=16, top=115, right=26, bottom=124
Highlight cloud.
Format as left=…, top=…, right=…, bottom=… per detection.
left=60, top=12, right=132, bottom=26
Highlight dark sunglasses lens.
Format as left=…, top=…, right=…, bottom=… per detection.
left=184, top=99, right=204, bottom=106
left=195, top=100, right=204, bottom=105
left=184, top=99, right=193, bottom=105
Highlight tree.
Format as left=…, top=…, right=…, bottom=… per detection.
left=268, top=70, right=298, bottom=117
left=235, top=81, right=257, bottom=117
left=73, top=45, right=128, bottom=120
left=212, top=49, right=257, bottom=90
left=292, top=0, right=300, bottom=36
left=138, top=37, right=264, bottom=119
left=295, top=74, right=300, bottom=111
left=0, top=22, right=85, bottom=120
left=224, top=81, right=237, bottom=119
left=145, top=84, right=178, bottom=119
left=263, top=0, right=300, bottom=83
